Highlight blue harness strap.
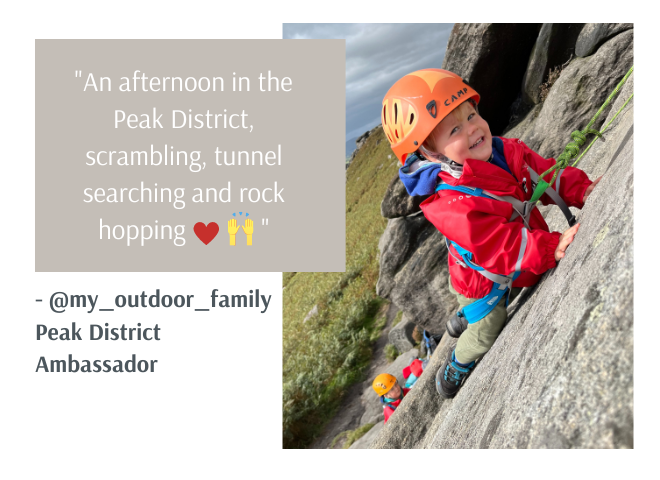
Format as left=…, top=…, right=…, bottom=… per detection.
left=435, top=184, right=486, bottom=198
left=447, top=235, right=521, bottom=324
left=436, top=183, right=525, bottom=324
left=459, top=270, right=521, bottom=323
left=435, top=166, right=575, bottom=324
left=422, top=330, right=441, bottom=358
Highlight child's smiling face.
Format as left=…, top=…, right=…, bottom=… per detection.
left=424, top=100, right=492, bottom=165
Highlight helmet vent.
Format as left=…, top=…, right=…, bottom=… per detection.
left=383, top=105, right=387, bottom=124
left=395, top=129, right=399, bottom=139
left=394, top=103, right=398, bottom=124
left=409, top=113, right=414, bottom=124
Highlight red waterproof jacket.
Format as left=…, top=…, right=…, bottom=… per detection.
left=420, top=137, right=592, bottom=299
left=382, top=388, right=410, bottom=423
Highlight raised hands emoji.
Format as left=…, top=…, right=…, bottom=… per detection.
left=228, top=219, right=240, bottom=246
left=242, top=219, right=254, bottom=246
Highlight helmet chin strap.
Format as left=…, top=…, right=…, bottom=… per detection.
left=418, top=145, right=464, bottom=178
left=440, top=162, right=464, bottom=179
left=418, top=146, right=493, bottom=180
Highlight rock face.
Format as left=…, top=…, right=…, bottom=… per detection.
left=575, top=23, right=633, bottom=57
left=372, top=72, right=634, bottom=449
left=442, top=23, right=541, bottom=135
left=376, top=214, right=458, bottom=333
left=369, top=334, right=451, bottom=448
left=355, top=129, right=372, bottom=148
left=513, top=29, right=633, bottom=159
left=521, top=23, right=584, bottom=105
left=357, top=348, right=419, bottom=426
left=349, top=421, right=385, bottom=449
left=387, top=315, right=416, bottom=354
left=380, top=174, right=429, bottom=219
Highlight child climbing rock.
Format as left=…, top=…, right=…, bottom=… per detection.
left=372, top=373, right=410, bottom=423
left=372, top=357, right=424, bottom=423
left=381, top=69, right=599, bottom=399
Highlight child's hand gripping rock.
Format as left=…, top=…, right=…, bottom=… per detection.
left=553, top=175, right=600, bottom=261
left=554, top=175, right=600, bottom=261
left=555, top=223, right=580, bottom=261
left=583, top=176, right=602, bottom=203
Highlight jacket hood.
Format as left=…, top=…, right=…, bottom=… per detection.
left=402, top=138, right=515, bottom=196
left=398, top=153, right=443, bottom=197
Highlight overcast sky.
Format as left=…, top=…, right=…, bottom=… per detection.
left=284, top=23, right=454, bottom=140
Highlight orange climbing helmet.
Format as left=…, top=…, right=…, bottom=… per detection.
left=381, top=68, right=480, bottom=165
left=372, top=373, right=397, bottom=396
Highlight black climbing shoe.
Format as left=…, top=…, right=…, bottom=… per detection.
left=446, top=312, right=468, bottom=338
left=436, top=349, right=475, bottom=399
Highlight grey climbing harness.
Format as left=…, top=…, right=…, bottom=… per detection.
left=437, top=166, right=576, bottom=323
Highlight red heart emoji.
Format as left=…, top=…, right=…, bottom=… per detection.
left=194, top=222, right=219, bottom=245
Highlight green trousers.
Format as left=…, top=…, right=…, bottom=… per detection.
left=449, top=277, right=522, bottom=364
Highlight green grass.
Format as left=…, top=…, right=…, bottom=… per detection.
left=329, top=431, right=348, bottom=449
left=282, top=272, right=297, bottom=289
left=343, top=423, right=375, bottom=448
left=370, top=309, right=388, bottom=342
left=282, top=128, right=400, bottom=449
left=384, top=344, right=399, bottom=363
left=391, top=310, right=403, bottom=328
left=329, top=423, right=376, bottom=449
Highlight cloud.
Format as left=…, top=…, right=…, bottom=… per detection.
left=284, top=23, right=453, bottom=140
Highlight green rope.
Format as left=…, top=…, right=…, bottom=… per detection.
left=529, top=65, right=634, bottom=204
left=571, top=92, right=633, bottom=168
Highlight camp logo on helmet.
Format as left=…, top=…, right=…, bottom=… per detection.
left=443, top=88, right=470, bottom=107
left=375, top=383, right=387, bottom=390
left=426, top=100, right=437, bottom=118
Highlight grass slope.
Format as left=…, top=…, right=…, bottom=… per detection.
left=282, top=127, right=399, bottom=448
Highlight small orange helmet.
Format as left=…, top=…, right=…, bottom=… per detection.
left=381, top=69, right=480, bottom=165
left=372, top=373, right=397, bottom=396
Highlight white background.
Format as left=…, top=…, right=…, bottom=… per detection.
left=1, top=1, right=655, bottom=478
